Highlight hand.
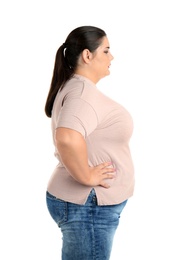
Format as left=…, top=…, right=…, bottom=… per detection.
left=89, top=162, right=116, bottom=188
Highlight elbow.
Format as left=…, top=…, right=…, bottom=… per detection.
left=55, top=132, right=71, bottom=149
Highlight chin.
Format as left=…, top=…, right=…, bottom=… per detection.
left=100, top=71, right=110, bottom=80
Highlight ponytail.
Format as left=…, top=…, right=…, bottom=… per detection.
left=44, top=44, right=73, bottom=117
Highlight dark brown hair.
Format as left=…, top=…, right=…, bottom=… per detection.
left=44, top=25, right=106, bottom=117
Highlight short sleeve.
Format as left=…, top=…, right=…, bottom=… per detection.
left=56, top=98, right=98, bottom=138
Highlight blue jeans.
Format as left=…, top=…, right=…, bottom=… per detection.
left=46, top=189, right=127, bottom=260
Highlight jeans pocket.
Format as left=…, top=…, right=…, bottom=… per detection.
left=46, top=191, right=67, bottom=226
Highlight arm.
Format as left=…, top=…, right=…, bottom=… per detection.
left=55, top=127, right=115, bottom=188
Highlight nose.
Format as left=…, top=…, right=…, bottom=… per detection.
left=110, top=53, right=114, bottom=60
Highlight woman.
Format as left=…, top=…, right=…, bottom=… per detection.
left=45, top=25, right=135, bottom=260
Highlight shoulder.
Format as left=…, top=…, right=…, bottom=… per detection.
left=63, top=75, right=115, bottom=111
left=63, top=75, right=98, bottom=101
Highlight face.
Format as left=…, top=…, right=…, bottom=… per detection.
left=91, top=36, right=114, bottom=82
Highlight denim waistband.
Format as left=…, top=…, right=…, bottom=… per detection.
left=46, top=189, right=97, bottom=205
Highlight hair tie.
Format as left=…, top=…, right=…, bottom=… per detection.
left=63, top=43, right=67, bottom=57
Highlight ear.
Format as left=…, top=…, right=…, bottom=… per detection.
left=82, top=49, right=92, bottom=63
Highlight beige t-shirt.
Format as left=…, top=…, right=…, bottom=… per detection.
left=47, top=74, right=135, bottom=205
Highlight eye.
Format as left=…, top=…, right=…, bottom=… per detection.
left=104, top=47, right=110, bottom=54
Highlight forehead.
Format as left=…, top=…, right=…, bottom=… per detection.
left=99, top=36, right=110, bottom=48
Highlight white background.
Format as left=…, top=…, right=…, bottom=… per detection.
left=0, top=0, right=176, bottom=259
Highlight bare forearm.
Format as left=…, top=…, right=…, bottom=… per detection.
left=55, top=128, right=115, bottom=188
left=55, top=128, right=91, bottom=185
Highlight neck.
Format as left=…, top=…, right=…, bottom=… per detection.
left=74, top=69, right=99, bottom=84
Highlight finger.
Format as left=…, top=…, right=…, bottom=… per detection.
left=96, top=162, right=112, bottom=169
left=101, top=168, right=116, bottom=174
left=103, top=173, right=115, bottom=179
left=102, top=162, right=112, bottom=168
left=99, top=182, right=110, bottom=188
